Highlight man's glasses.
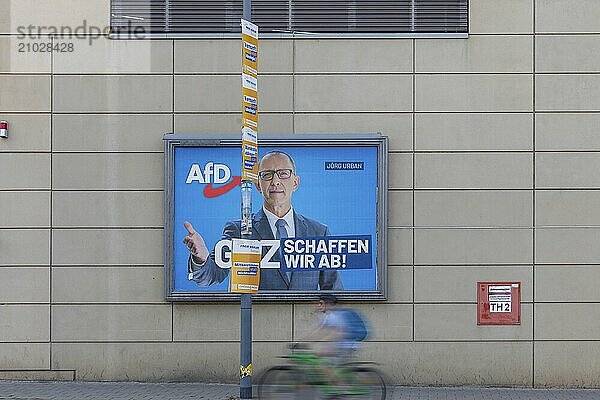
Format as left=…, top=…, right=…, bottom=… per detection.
left=258, top=168, right=293, bottom=180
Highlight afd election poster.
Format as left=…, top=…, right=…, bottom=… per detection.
left=164, top=135, right=388, bottom=300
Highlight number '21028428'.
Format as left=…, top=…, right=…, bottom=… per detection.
left=18, top=42, right=74, bottom=52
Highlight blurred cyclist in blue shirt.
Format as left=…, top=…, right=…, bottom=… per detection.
left=307, top=294, right=359, bottom=364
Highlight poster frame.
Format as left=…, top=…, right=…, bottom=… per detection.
left=164, top=133, right=388, bottom=301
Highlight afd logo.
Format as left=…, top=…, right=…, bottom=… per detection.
left=186, top=162, right=241, bottom=198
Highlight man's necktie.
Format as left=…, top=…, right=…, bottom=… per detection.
left=275, top=219, right=291, bottom=280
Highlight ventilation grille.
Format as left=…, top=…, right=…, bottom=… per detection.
left=111, top=0, right=468, bottom=35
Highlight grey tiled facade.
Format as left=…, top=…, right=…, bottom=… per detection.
left=0, top=0, right=599, bottom=388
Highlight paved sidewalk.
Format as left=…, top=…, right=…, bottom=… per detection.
left=0, top=381, right=599, bottom=400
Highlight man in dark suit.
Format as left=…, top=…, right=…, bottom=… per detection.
left=183, top=150, right=343, bottom=291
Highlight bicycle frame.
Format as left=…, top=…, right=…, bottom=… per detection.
left=258, top=345, right=386, bottom=400
left=281, top=350, right=378, bottom=396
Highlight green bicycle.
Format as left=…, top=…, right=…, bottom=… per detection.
left=257, top=343, right=386, bottom=400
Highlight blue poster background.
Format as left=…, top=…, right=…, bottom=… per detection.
left=173, top=145, right=378, bottom=293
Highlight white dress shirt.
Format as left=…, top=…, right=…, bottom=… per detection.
left=262, top=206, right=295, bottom=239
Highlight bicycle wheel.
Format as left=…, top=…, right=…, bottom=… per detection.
left=257, top=366, right=319, bottom=400
left=347, top=366, right=386, bottom=400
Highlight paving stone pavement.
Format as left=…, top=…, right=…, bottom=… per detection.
left=0, top=381, right=599, bottom=400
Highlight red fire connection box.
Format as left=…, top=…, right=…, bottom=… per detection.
left=477, top=282, right=521, bottom=325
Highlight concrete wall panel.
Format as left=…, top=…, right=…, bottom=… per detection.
left=415, top=229, right=533, bottom=265
left=0, top=305, right=49, bottom=341
left=469, top=0, right=533, bottom=34
left=536, top=113, right=600, bottom=151
left=416, top=36, right=532, bottom=73
left=415, top=153, right=533, bottom=189
left=0, top=267, right=49, bottom=303
left=536, top=0, right=600, bottom=33
left=174, top=113, right=293, bottom=135
left=389, top=191, right=413, bottom=227
left=175, top=40, right=238, bottom=74
left=52, top=305, right=172, bottom=341
left=0, top=76, right=50, bottom=112
left=54, top=38, right=173, bottom=74
left=0, top=154, right=50, bottom=190
left=388, top=228, right=412, bottom=265
left=52, top=154, right=163, bottom=190
left=295, top=75, right=412, bottom=112
left=53, top=114, right=171, bottom=152
left=387, top=266, right=413, bottom=303
left=0, top=0, right=108, bottom=34
left=174, top=114, right=240, bottom=134
left=537, top=35, right=600, bottom=73
left=536, top=304, right=600, bottom=340
left=415, top=266, right=533, bottom=302
left=536, top=190, right=600, bottom=227
left=175, top=75, right=293, bottom=112
left=362, top=341, right=533, bottom=386
left=53, top=75, right=173, bottom=112
left=415, top=190, right=532, bottom=227
left=416, top=75, right=533, bottom=112
left=52, top=267, right=164, bottom=303
left=360, top=304, right=413, bottom=341
left=0, top=343, right=49, bottom=370
left=537, top=75, right=600, bottom=111
left=536, top=265, right=600, bottom=302
left=51, top=342, right=288, bottom=382
left=175, top=40, right=293, bottom=73
left=537, top=153, right=600, bottom=188
left=414, top=304, right=533, bottom=341
left=0, top=230, right=49, bottom=266
left=0, top=114, right=51, bottom=152
left=0, top=192, right=50, bottom=228
left=174, top=304, right=292, bottom=342
left=293, top=303, right=413, bottom=341
left=0, top=37, right=51, bottom=73
left=52, top=191, right=163, bottom=228
left=294, top=113, right=413, bottom=151
left=295, top=40, right=413, bottom=72
left=415, top=113, right=533, bottom=151
left=389, top=154, right=413, bottom=189
left=52, top=229, right=163, bottom=266
left=536, top=228, right=600, bottom=264
left=535, top=341, right=600, bottom=387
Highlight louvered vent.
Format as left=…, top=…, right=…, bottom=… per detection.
left=111, top=0, right=467, bottom=35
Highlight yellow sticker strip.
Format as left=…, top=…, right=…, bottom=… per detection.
left=240, top=363, right=253, bottom=378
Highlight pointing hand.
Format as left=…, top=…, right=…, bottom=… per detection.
left=183, top=221, right=209, bottom=264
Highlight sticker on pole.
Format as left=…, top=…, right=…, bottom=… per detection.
left=241, top=18, right=259, bottom=184
left=240, top=363, right=253, bottom=378
left=230, top=238, right=261, bottom=294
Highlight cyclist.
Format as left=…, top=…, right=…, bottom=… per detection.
left=260, top=296, right=383, bottom=399
left=313, top=294, right=358, bottom=362
left=302, top=294, right=361, bottom=392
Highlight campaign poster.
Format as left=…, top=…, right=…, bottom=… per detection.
left=164, top=135, right=388, bottom=300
